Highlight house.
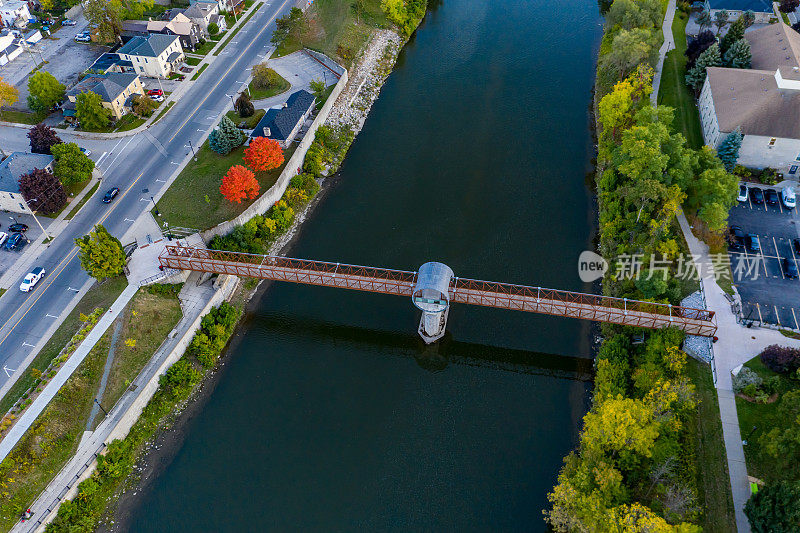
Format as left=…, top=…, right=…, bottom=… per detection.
left=0, top=0, right=30, bottom=29
left=189, top=0, right=243, bottom=14
left=117, top=34, right=184, bottom=78
left=87, top=52, right=136, bottom=75
left=0, top=28, right=21, bottom=65
left=249, top=90, right=316, bottom=148
left=0, top=152, right=53, bottom=215
left=23, top=28, right=40, bottom=45
left=147, top=13, right=202, bottom=50
left=183, top=1, right=224, bottom=32
left=121, top=19, right=150, bottom=37
left=65, top=72, right=144, bottom=119
left=699, top=22, right=800, bottom=172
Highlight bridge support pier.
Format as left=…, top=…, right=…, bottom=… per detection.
left=418, top=307, right=449, bottom=344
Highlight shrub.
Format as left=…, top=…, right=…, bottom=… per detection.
left=131, top=94, right=158, bottom=117
left=251, top=64, right=283, bottom=90
left=208, top=21, right=219, bottom=35
left=760, top=344, right=800, bottom=374
left=733, top=366, right=763, bottom=393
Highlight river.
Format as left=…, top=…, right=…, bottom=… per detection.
left=123, top=0, right=602, bottom=530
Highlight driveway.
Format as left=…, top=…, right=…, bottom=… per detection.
left=251, top=50, right=340, bottom=109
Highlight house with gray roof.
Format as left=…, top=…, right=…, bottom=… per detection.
left=65, top=72, right=144, bottom=119
left=0, top=152, right=53, bottom=215
left=249, top=90, right=316, bottom=148
left=117, top=33, right=184, bottom=78
left=699, top=23, right=800, bottom=172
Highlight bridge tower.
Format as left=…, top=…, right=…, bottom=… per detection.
left=412, top=262, right=454, bottom=344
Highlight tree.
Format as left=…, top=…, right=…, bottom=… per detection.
left=208, top=116, right=244, bottom=155
left=235, top=92, right=254, bottom=118
left=685, top=43, right=721, bottom=92
left=714, top=10, right=729, bottom=35
left=309, top=78, right=327, bottom=101
left=18, top=168, right=67, bottom=215
left=601, top=28, right=660, bottom=80
left=0, top=76, right=19, bottom=117
left=685, top=30, right=715, bottom=69
left=744, top=481, right=800, bottom=533
left=131, top=94, right=158, bottom=117
left=780, top=0, right=799, bottom=13
left=208, top=21, right=219, bottom=35
left=27, top=124, right=62, bottom=154
left=51, top=142, right=95, bottom=184
left=75, top=91, right=111, bottom=131
left=220, top=165, right=259, bottom=203
left=114, top=0, right=154, bottom=20
left=717, top=128, right=743, bottom=172
left=27, top=71, right=65, bottom=114
left=251, top=64, right=283, bottom=89
left=696, top=10, right=712, bottom=32
left=244, top=137, right=284, bottom=171
left=742, top=10, right=755, bottom=27
left=605, top=0, right=662, bottom=30
left=84, top=0, right=122, bottom=42
left=759, top=344, right=800, bottom=373
left=724, top=38, right=752, bottom=68
left=719, top=16, right=745, bottom=55
left=75, top=224, right=126, bottom=280
left=271, top=7, right=306, bottom=45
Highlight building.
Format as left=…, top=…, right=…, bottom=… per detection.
left=189, top=0, right=243, bottom=14
left=699, top=22, right=800, bottom=172
left=249, top=90, right=316, bottom=148
left=0, top=28, right=21, bottom=65
left=117, top=34, right=184, bottom=78
left=65, top=72, right=144, bottom=119
left=0, top=152, right=53, bottom=215
left=87, top=52, right=136, bottom=75
left=183, top=1, right=225, bottom=33
left=147, top=13, right=202, bottom=50
left=0, top=0, right=30, bottom=29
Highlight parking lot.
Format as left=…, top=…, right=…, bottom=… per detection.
left=0, top=212, right=51, bottom=282
left=728, top=183, right=800, bottom=328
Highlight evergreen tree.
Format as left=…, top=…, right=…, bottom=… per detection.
left=235, top=92, right=254, bottom=118
left=742, top=9, right=755, bottom=28
left=717, top=128, right=743, bottom=172
left=719, top=16, right=745, bottom=55
left=744, top=481, right=800, bottom=533
left=696, top=9, right=712, bottom=32
left=75, top=224, right=126, bottom=280
left=686, top=43, right=721, bottom=92
left=724, top=38, right=752, bottom=69
left=209, top=116, right=244, bottom=155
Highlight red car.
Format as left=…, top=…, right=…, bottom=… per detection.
left=147, top=89, right=163, bottom=97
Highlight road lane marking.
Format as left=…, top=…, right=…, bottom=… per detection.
left=22, top=342, right=34, bottom=347
left=3, top=366, right=14, bottom=377
left=793, top=308, right=799, bottom=330
left=775, top=305, right=781, bottom=325
left=45, top=313, right=58, bottom=318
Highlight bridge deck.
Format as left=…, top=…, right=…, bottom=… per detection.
left=158, top=246, right=717, bottom=337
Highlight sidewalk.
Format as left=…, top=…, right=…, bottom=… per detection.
left=678, top=212, right=800, bottom=533
left=651, top=0, right=676, bottom=105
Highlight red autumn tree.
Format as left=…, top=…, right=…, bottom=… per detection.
left=243, top=137, right=284, bottom=172
left=220, top=165, right=259, bottom=204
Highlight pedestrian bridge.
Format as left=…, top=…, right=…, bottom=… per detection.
left=158, top=245, right=717, bottom=341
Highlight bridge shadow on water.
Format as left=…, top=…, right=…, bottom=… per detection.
left=248, top=312, right=595, bottom=383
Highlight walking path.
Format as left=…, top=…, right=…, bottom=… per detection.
left=678, top=212, right=800, bottom=533
left=651, top=0, right=677, bottom=105
left=85, top=320, right=123, bottom=431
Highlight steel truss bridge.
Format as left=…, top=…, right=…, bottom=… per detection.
left=158, top=245, right=718, bottom=337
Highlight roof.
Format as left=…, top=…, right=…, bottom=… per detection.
left=147, top=17, right=194, bottom=36
left=121, top=20, right=149, bottom=34
left=250, top=90, right=315, bottom=141
left=0, top=152, right=54, bottom=194
left=184, top=2, right=215, bottom=18
left=166, top=51, right=181, bottom=62
left=67, top=72, right=139, bottom=102
left=746, top=23, right=800, bottom=81
left=117, top=33, right=179, bottom=57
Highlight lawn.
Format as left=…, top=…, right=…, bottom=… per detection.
left=685, top=359, right=737, bottom=532
left=114, top=114, right=146, bottom=132
left=193, top=40, right=217, bottom=55
left=226, top=108, right=266, bottom=129
left=185, top=56, right=202, bottom=66
left=156, top=139, right=294, bottom=229
left=657, top=11, right=704, bottom=149
left=274, top=0, right=388, bottom=68
left=736, top=355, right=800, bottom=482
left=249, top=69, right=290, bottom=100
left=0, top=109, right=44, bottom=125
left=0, top=285, right=181, bottom=529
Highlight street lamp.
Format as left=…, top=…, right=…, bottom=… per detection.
left=150, top=196, right=161, bottom=217
left=226, top=93, right=236, bottom=108
left=20, top=202, right=52, bottom=242
left=94, top=398, right=108, bottom=416
left=186, top=139, right=197, bottom=161
left=743, top=425, right=757, bottom=446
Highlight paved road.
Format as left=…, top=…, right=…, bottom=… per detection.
left=0, top=0, right=299, bottom=391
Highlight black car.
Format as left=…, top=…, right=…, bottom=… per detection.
left=102, top=187, right=119, bottom=203
left=765, top=189, right=779, bottom=206
left=747, top=234, right=761, bottom=253
left=783, top=258, right=799, bottom=279
left=794, top=238, right=800, bottom=255
left=750, top=187, right=764, bottom=204
left=8, top=223, right=28, bottom=233
left=5, top=233, right=28, bottom=251
left=728, top=225, right=745, bottom=251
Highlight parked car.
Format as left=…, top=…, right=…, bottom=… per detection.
left=147, top=89, right=163, bottom=97
left=102, top=187, right=119, bottom=203
left=79, top=147, right=91, bottom=156
left=765, top=189, right=779, bottom=206
left=74, top=32, right=91, bottom=42
left=783, top=187, right=796, bottom=210
left=750, top=187, right=764, bottom=204
left=5, top=232, right=27, bottom=251
left=728, top=225, right=745, bottom=251
left=0, top=232, right=8, bottom=248
left=62, top=18, right=77, bottom=26
left=8, top=223, right=28, bottom=233
left=737, top=183, right=748, bottom=202
left=783, top=258, right=799, bottom=279
left=19, top=267, right=45, bottom=292
left=150, top=94, right=165, bottom=102
left=747, top=233, right=761, bottom=253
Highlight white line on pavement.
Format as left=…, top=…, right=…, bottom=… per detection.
left=45, top=314, right=58, bottom=318
left=3, top=366, right=14, bottom=377
left=95, top=151, right=109, bottom=166
left=22, top=342, right=34, bottom=347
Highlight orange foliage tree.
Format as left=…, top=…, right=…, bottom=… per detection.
left=220, top=165, right=260, bottom=203
left=244, top=137, right=284, bottom=172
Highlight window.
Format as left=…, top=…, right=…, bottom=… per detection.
left=769, top=138, right=777, bottom=146
left=19, top=203, right=25, bottom=211
left=9, top=193, right=14, bottom=199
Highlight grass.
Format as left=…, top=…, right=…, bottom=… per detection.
left=657, top=11, right=704, bottom=150
left=0, top=277, right=127, bottom=417
left=153, top=101, right=175, bottom=124
left=213, top=3, right=263, bottom=56
left=185, top=56, right=202, bottom=66
left=191, top=63, right=208, bottom=80
left=685, top=359, right=738, bottom=532
left=65, top=181, right=100, bottom=220
left=0, top=288, right=5, bottom=298
left=225, top=108, right=265, bottom=129
left=157, top=139, right=294, bottom=229
left=193, top=40, right=217, bottom=55
left=249, top=69, right=290, bottom=100
left=736, top=356, right=800, bottom=482
left=274, top=0, right=388, bottom=68
left=113, top=114, right=146, bottom=132
left=782, top=11, right=790, bottom=24
left=0, top=110, right=44, bottom=125
left=0, top=285, right=182, bottom=528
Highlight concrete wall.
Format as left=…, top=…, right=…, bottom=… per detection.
left=201, top=67, right=349, bottom=241
left=738, top=134, right=800, bottom=171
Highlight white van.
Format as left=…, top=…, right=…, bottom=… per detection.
left=782, top=187, right=796, bottom=210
